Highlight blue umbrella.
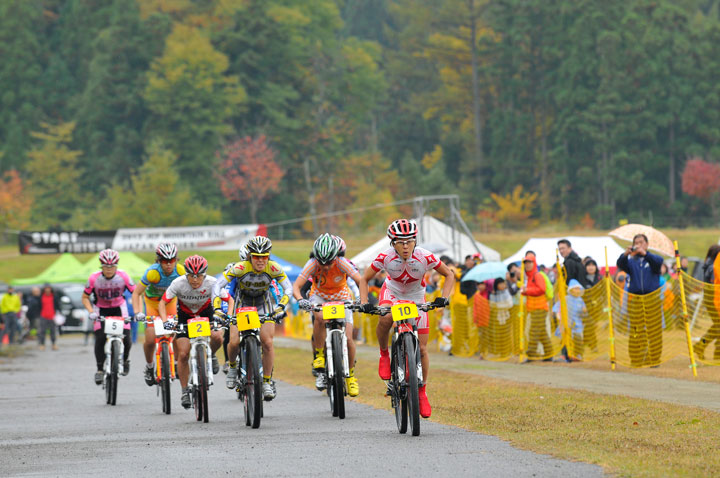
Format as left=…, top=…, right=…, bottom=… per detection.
left=461, top=262, right=507, bottom=283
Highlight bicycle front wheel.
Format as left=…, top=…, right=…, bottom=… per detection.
left=107, top=340, right=119, bottom=406
left=404, top=333, right=420, bottom=436
left=330, top=332, right=345, bottom=419
left=161, top=342, right=171, bottom=415
left=393, top=339, right=408, bottom=434
left=244, top=339, right=262, bottom=428
left=195, top=347, right=209, bottom=423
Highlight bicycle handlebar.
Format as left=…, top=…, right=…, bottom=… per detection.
left=94, top=316, right=135, bottom=323
left=303, top=301, right=363, bottom=313
left=362, top=302, right=442, bottom=316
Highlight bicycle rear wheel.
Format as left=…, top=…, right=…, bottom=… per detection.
left=393, top=340, right=408, bottom=434
left=330, top=333, right=345, bottom=419
left=404, top=333, right=420, bottom=436
left=244, top=339, right=262, bottom=428
left=161, top=342, right=171, bottom=415
left=106, top=340, right=119, bottom=406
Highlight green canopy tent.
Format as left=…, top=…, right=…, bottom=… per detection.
left=69, top=252, right=152, bottom=283
left=11, top=254, right=85, bottom=285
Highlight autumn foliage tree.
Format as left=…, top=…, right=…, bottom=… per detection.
left=217, top=136, right=284, bottom=223
left=681, top=158, right=720, bottom=218
left=0, top=169, right=32, bottom=234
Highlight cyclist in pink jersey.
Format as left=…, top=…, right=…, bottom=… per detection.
left=359, top=219, right=455, bottom=418
left=82, top=249, right=136, bottom=385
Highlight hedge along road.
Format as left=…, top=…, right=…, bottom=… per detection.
left=0, top=336, right=602, bottom=477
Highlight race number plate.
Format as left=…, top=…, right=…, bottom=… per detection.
left=391, top=301, right=419, bottom=322
left=104, top=317, right=124, bottom=335
left=188, top=318, right=211, bottom=338
left=322, top=301, right=345, bottom=320
left=236, top=307, right=261, bottom=331
left=154, top=318, right=173, bottom=336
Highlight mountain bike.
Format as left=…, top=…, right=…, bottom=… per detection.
left=94, top=316, right=133, bottom=406
left=227, top=307, right=281, bottom=429
left=304, top=301, right=360, bottom=419
left=168, top=316, right=225, bottom=423
left=147, top=317, right=177, bottom=415
left=367, top=302, right=440, bottom=436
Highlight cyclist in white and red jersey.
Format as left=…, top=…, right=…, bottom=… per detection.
left=359, top=219, right=455, bottom=418
left=159, top=255, right=231, bottom=409
left=82, top=249, right=136, bottom=386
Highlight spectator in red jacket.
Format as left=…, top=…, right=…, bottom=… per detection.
left=38, top=284, right=60, bottom=351
left=521, top=251, right=553, bottom=360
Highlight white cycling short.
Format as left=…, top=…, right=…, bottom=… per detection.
left=309, top=294, right=354, bottom=326
left=379, top=283, right=429, bottom=334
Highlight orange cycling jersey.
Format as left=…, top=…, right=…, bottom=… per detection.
left=300, top=257, right=356, bottom=300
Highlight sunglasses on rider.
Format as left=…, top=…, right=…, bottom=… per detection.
left=393, top=239, right=416, bottom=246
left=159, top=258, right=176, bottom=264
left=187, top=273, right=206, bottom=279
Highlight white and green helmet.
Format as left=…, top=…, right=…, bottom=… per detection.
left=313, top=233, right=340, bottom=265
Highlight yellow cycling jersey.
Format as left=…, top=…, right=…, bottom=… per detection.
left=223, top=260, right=289, bottom=298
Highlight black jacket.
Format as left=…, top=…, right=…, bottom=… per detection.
left=563, top=251, right=589, bottom=288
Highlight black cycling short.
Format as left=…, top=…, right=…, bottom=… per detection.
left=175, top=305, right=214, bottom=339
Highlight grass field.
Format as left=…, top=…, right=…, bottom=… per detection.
left=273, top=346, right=720, bottom=477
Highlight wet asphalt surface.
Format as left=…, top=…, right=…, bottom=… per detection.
left=0, top=336, right=604, bottom=477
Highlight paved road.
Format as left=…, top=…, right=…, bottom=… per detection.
left=0, top=337, right=603, bottom=477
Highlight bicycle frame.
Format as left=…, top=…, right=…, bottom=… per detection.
left=237, top=328, right=263, bottom=390
left=147, top=317, right=176, bottom=384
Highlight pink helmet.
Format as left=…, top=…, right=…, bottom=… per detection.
left=99, top=249, right=119, bottom=266
left=387, top=219, right=418, bottom=241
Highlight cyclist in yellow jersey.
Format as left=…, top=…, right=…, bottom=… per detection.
left=131, top=243, right=188, bottom=386
left=212, top=236, right=291, bottom=400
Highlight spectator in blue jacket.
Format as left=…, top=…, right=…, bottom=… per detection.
left=616, top=233, right=663, bottom=366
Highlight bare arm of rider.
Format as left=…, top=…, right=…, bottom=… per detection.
left=131, top=282, right=147, bottom=315
left=82, top=292, right=94, bottom=315
left=359, top=266, right=376, bottom=304
left=435, top=262, right=455, bottom=300
left=292, top=275, right=308, bottom=301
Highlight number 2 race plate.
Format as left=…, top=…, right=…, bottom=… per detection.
left=104, top=317, right=125, bottom=335
left=236, top=307, right=261, bottom=331
left=188, top=318, right=211, bottom=338
left=391, top=301, right=419, bottom=322
left=322, top=301, right=345, bottom=320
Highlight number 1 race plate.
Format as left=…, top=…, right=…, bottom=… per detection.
left=322, top=301, right=345, bottom=320
left=188, top=318, right=211, bottom=338
left=391, top=301, right=419, bottom=322
left=104, top=317, right=125, bottom=334
left=236, top=307, right=261, bottom=331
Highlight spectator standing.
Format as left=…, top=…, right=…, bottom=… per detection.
left=38, top=284, right=60, bottom=350
left=616, top=234, right=663, bottom=366
left=505, top=263, right=520, bottom=297
left=694, top=244, right=720, bottom=360
left=553, top=279, right=587, bottom=361
left=583, top=259, right=602, bottom=352
left=1, top=286, right=22, bottom=345
left=460, top=254, right=481, bottom=299
left=521, top=251, right=553, bottom=360
left=23, top=287, right=41, bottom=336
left=558, top=239, right=589, bottom=288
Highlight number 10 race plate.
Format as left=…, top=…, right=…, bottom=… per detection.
left=391, top=301, right=419, bottom=322
left=188, top=318, right=211, bottom=338
left=322, top=301, right=345, bottom=320
left=236, top=307, right=261, bottom=331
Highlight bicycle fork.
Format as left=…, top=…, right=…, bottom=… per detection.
left=238, top=335, right=263, bottom=391
left=104, top=336, right=125, bottom=379
left=155, top=339, right=176, bottom=382
left=325, top=328, right=349, bottom=379
left=190, top=339, right=214, bottom=387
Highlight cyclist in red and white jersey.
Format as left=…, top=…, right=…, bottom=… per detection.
left=359, top=219, right=455, bottom=418
left=159, top=255, right=231, bottom=409
left=82, top=249, right=136, bottom=385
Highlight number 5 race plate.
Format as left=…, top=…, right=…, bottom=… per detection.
left=188, top=318, right=211, bottom=338
left=104, top=317, right=124, bottom=334
left=236, top=307, right=261, bottom=331
left=391, top=301, right=419, bottom=322
left=322, top=301, right=345, bottom=320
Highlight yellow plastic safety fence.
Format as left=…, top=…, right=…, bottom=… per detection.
left=522, top=281, right=563, bottom=361
left=682, top=272, right=720, bottom=365
left=450, top=287, right=477, bottom=357
left=475, top=301, right=519, bottom=361
left=578, top=280, right=612, bottom=361
left=283, top=310, right=313, bottom=340
left=608, top=278, right=687, bottom=368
